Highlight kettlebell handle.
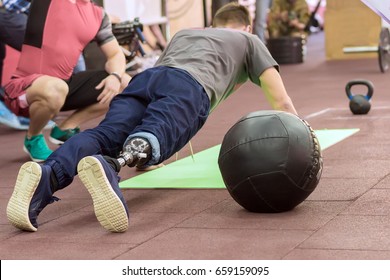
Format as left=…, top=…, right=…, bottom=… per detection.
left=345, top=79, right=374, bottom=100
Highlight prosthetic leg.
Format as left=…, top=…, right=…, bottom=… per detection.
left=116, top=137, right=152, bottom=169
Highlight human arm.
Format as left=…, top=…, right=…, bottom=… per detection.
left=259, top=67, right=298, bottom=115
left=93, top=11, right=127, bottom=104
left=94, top=39, right=127, bottom=104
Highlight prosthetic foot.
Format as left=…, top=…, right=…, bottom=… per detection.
left=117, top=137, right=152, bottom=168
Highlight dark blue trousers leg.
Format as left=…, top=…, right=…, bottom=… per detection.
left=129, top=67, right=210, bottom=162
left=46, top=93, right=147, bottom=188
left=45, top=67, right=210, bottom=189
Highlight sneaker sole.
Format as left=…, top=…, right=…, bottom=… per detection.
left=77, top=156, right=128, bottom=233
left=6, top=162, right=41, bottom=232
left=48, top=136, right=64, bottom=145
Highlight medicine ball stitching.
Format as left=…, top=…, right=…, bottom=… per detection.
left=218, top=136, right=289, bottom=162
left=218, top=115, right=289, bottom=160
left=229, top=170, right=285, bottom=192
left=278, top=114, right=309, bottom=185
left=228, top=170, right=297, bottom=212
left=301, top=119, right=323, bottom=189
left=278, top=113, right=316, bottom=184
left=273, top=113, right=308, bottom=182
left=247, top=175, right=279, bottom=212
left=244, top=170, right=311, bottom=212
left=247, top=171, right=302, bottom=212
left=278, top=115, right=322, bottom=190
left=279, top=113, right=323, bottom=189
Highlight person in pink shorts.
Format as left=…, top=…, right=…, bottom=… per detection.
left=3, top=0, right=130, bottom=162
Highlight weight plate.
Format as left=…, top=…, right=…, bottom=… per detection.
left=378, top=27, right=390, bottom=73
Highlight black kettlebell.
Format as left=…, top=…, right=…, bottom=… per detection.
left=345, top=79, right=374, bottom=115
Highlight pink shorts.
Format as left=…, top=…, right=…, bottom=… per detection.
left=4, top=74, right=43, bottom=117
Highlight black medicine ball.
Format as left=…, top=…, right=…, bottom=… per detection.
left=218, top=111, right=323, bottom=213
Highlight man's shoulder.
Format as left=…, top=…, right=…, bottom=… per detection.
left=176, top=28, right=205, bottom=34
left=173, top=28, right=257, bottom=44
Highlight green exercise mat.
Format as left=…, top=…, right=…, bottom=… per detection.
left=119, top=128, right=359, bottom=189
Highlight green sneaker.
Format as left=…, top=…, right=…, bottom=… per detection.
left=23, top=134, right=53, bottom=162
left=49, top=125, right=80, bottom=145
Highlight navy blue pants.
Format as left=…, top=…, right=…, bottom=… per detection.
left=46, top=66, right=211, bottom=188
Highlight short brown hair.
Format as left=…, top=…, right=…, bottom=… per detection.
left=212, top=2, right=252, bottom=27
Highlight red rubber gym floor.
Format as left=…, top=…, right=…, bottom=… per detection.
left=1, top=31, right=390, bottom=260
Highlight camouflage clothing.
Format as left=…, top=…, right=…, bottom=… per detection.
left=268, top=0, right=310, bottom=38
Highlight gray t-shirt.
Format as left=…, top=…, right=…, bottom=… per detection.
left=155, top=28, right=278, bottom=111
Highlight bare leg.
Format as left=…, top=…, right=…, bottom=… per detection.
left=26, top=76, right=68, bottom=137
left=57, top=101, right=109, bottom=130
left=56, top=73, right=131, bottom=130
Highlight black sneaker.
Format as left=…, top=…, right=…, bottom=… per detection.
left=7, top=162, right=59, bottom=231
left=77, top=155, right=129, bottom=233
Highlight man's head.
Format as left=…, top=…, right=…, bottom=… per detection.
left=212, top=2, right=252, bottom=32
